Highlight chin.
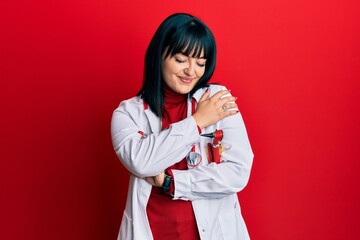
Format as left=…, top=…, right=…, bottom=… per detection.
left=178, top=89, right=192, bottom=94
left=178, top=85, right=195, bottom=94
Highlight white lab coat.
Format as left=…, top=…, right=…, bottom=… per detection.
left=111, top=84, right=254, bottom=240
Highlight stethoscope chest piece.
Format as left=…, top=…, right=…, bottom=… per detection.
left=186, top=151, right=202, bottom=168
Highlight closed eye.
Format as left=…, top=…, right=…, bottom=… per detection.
left=175, top=58, right=186, bottom=63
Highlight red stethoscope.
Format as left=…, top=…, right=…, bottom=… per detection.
left=186, top=129, right=223, bottom=167
left=141, top=99, right=224, bottom=168
left=186, top=98, right=224, bottom=168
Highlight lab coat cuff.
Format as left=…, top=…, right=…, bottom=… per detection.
left=171, top=170, right=192, bottom=200
left=187, top=116, right=202, bottom=135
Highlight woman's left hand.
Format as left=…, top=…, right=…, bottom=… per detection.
left=145, top=171, right=165, bottom=187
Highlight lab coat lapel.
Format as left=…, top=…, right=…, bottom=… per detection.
left=192, top=87, right=206, bottom=103
left=143, top=87, right=205, bottom=133
left=144, top=108, right=161, bottom=133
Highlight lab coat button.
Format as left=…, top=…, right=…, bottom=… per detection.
left=202, top=228, right=206, bottom=232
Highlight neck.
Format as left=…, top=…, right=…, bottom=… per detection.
left=164, top=85, right=187, bottom=104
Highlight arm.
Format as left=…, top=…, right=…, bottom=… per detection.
left=173, top=111, right=254, bottom=200
left=111, top=99, right=200, bottom=178
left=145, top=86, right=253, bottom=200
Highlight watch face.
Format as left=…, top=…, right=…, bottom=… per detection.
left=186, top=152, right=202, bottom=168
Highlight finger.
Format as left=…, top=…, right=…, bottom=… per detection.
left=154, top=176, right=162, bottom=186
left=218, top=96, right=237, bottom=108
left=219, top=109, right=239, bottom=120
left=199, top=88, right=210, bottom=102
left=222, top=103, right=238, bottom=111
left=145, top=177, right=155, bottom=186
left=154, top=171, right=165, bottom=187
left=219, top=95, right=237, bottom=103
left=210, top=89, right=230, bottom=101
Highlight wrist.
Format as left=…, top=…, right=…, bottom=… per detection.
left=162, top=171, right=173, bottom=192
left=192, top=115, right=205, bottom=129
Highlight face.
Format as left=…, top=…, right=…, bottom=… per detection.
left=162, top=51, right=206, bottom=94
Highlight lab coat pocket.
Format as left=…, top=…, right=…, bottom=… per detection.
left=218, top=207, right=245, bottom=240
left=118, top=212, right=133, bottom=240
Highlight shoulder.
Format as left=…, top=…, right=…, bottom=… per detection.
left=192, top=84, right=229, bottom=101
left=114, top=96, right=145, bottom=113
left=208, top=84, right=228, bottom=95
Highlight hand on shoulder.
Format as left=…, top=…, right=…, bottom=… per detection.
left=192, top=87, right=238, bottom=129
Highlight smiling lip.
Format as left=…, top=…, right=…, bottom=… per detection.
left=179, top=77, right=194, bottom=83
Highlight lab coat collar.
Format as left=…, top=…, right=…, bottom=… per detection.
left=142, top=98, right=161, bottom=133
left=144, top=108, right=161, bottom=133
left=142, top=87, right=207, bottom=133
left=191, top=87, right=207, bottom=103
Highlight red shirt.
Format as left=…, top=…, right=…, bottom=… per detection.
left=146, top=86, right=200, bottom=240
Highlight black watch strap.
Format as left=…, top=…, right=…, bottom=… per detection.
left=162, top=173, right=172, bottom=192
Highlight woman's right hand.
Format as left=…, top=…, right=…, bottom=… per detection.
left=144, top=171, right=165, bottom=187
left=192, top=89, right=238, bottom=129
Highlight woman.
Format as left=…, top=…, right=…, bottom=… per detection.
left=111, top=13, right=254, bottom=240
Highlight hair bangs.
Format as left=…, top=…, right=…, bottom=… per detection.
left=165, top=25, right=211, bottom=59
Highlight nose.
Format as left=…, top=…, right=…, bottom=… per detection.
left=184, top=60, right=195, bottom=76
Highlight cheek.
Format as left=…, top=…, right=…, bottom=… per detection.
left=164, top=62, right=179, bottom=76
left=162, top=63, right=172, bottom=78
left=198, top=68, right=206, bottom=78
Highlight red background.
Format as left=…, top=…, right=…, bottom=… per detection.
left=1, top=0, right=359, bottom=239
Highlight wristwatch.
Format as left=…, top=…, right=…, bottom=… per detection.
left=162, top=171, right=172, bottom=192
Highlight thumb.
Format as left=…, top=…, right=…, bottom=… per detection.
left=144, top=177, right=155, bottom=186
left=199, top=88, right=210, bottom=102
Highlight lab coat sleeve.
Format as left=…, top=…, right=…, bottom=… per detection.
left=172, top=102, right=254, bottom=201
left=111, top=99, right=201, bottom=178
